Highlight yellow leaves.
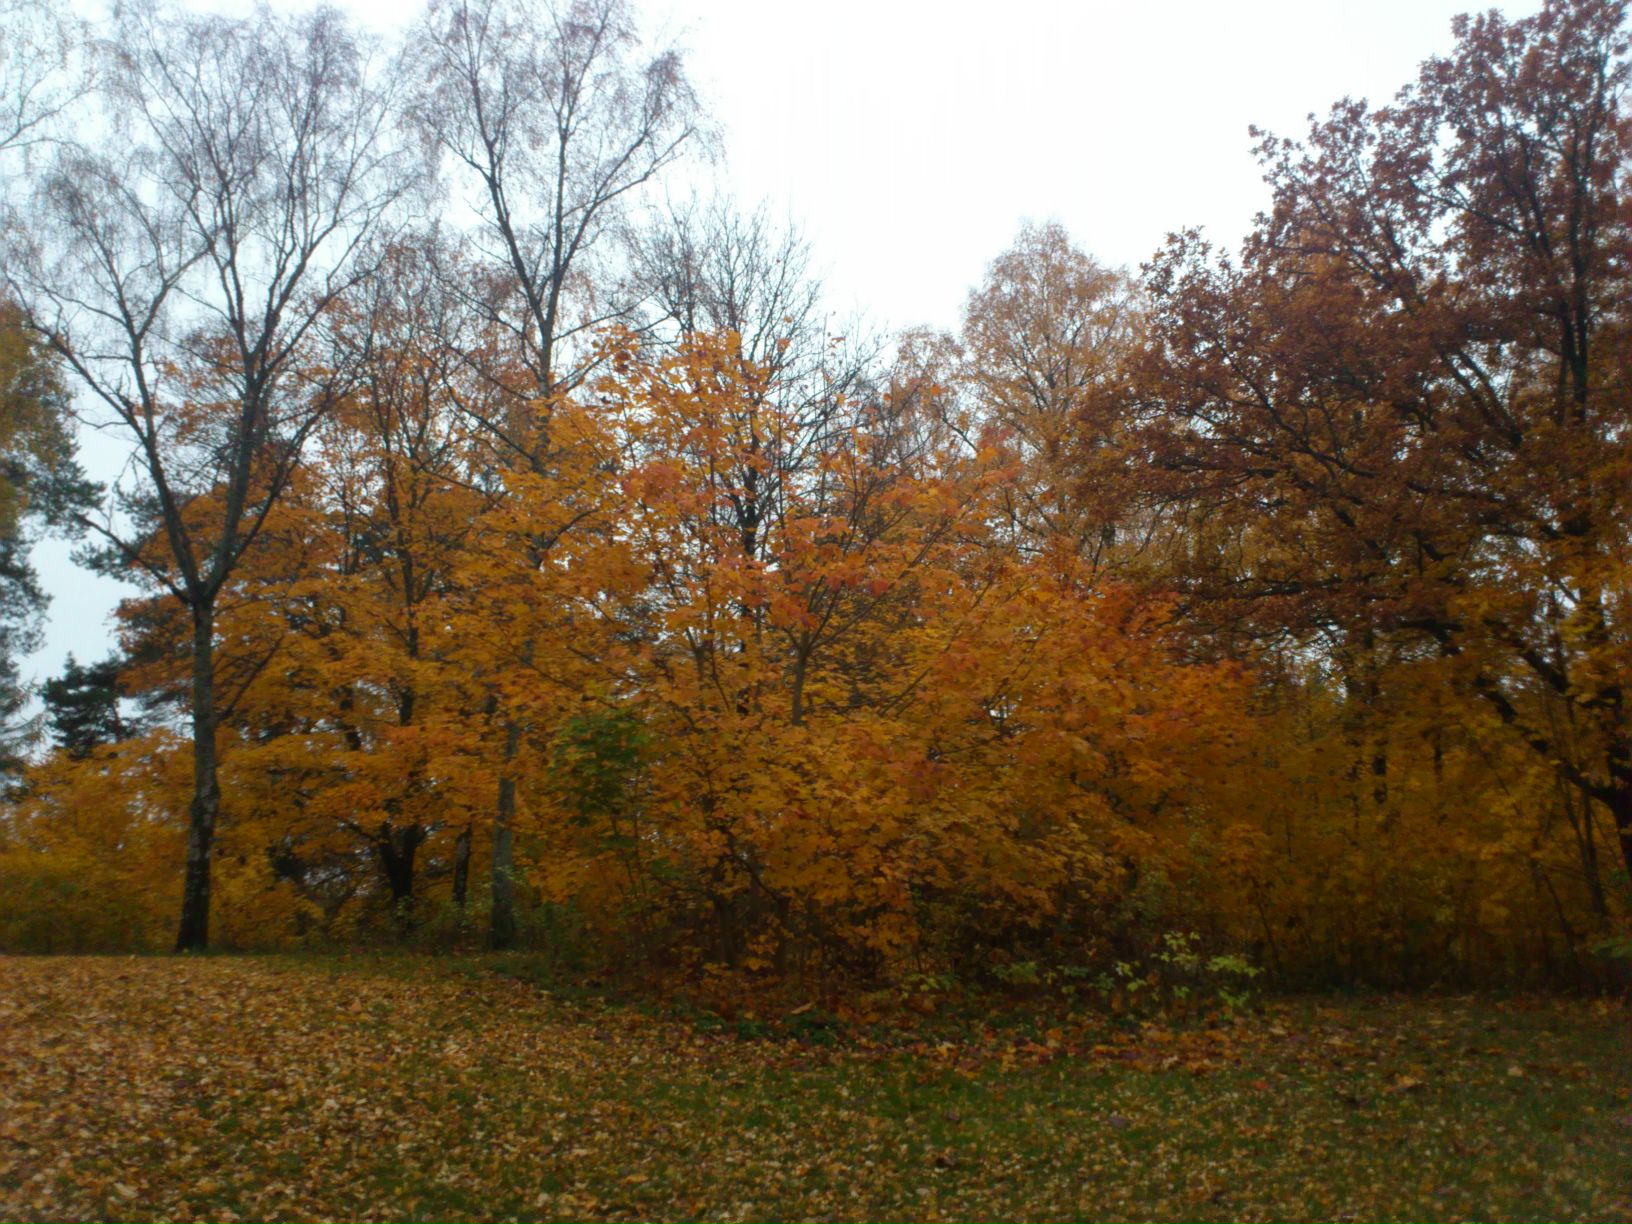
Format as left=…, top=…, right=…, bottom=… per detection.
left=23, top=304, right=1605, bottom=991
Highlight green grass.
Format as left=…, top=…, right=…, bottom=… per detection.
left=0, top=955, right=1626, bottom=1221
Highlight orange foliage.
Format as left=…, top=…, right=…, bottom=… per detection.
left=6, top=0, right=1627, bottom=994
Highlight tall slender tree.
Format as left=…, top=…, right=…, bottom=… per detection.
left=4, top=0, right=405, bottom=950
left=404, top=0, right=704, bottom=946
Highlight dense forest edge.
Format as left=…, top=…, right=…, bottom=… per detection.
left=0, top=0, right=1627, bottom=1010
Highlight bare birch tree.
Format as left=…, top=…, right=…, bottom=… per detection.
left=3, top=0, right=405, bottom=951
left=0, top=0, right=87, bottom=159
left=404, top=0, right=703, bottom=947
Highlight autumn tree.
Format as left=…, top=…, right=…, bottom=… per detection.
left=404, top=0, right=704, bottom=946
left=904, top=223, right=1141, bottom=571
left=1136, top=0, right=1632, bottom=889
left=624, top=198, right=895, bottom=597
left=315, top=237, right=500, bottom=922
left=4, top=0, right=404, bottom=950
left=961, top=223, right=1136, bottom=551
left=493, top=331, right=1237, bottom=981
left=242, top=235, right=497, bottom=930
left=547, top=334, right=977, bottom=969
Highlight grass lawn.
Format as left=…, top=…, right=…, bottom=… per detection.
left=0, top=955, right=1627, bottom=1222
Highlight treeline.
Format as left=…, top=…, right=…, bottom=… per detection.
left=0, top=0, right=1626, bottom=992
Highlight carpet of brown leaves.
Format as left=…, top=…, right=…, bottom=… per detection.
left=1, top=956, right=1627, bottom=1222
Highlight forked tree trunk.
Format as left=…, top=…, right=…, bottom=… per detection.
left=175, top=602, right=219, bottom=953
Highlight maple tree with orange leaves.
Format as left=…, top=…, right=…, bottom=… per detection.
left=0, top=0, right=1625, bottom=1004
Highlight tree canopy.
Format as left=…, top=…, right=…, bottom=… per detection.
left=0, top=0, right=1625, bottom=994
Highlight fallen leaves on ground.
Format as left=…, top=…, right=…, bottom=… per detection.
left=0, top=956, right=1627, bottom=1222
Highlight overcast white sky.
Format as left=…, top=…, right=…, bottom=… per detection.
left=22, top=0, right=1540, bottom=688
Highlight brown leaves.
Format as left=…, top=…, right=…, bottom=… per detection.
left=2, top=959, right=1630, bottom=1222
